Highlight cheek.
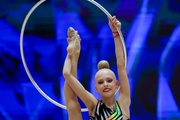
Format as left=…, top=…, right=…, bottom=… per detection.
left=111, top=82, right=118, bottom=88
left=96, top=85, right=103, bottom=91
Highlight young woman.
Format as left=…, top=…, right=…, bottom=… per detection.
left=63, top=16, right=130, bottom=120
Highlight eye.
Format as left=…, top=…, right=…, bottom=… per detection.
left=107, top=79, right=113, bottom=83
left=98, top=81, right=103, bottom=85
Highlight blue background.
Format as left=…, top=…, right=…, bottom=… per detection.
left=0, top=0, right=180, bottom=120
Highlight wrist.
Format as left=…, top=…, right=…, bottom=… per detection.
left=112, top=31, right=118, bottom=34
left=112, top=31, right=119, bottom=38
left=113, top=34, right=119, bottom=38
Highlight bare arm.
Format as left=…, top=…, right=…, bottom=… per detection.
left=63, top=54, right=97, bottom=109
left=108, top=16, right=130, bottom=106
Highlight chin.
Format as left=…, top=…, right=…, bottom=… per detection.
left=102, top=92, right=114, bottom=98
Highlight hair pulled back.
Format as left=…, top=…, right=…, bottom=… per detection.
left=97, top=60, right=110, bottom=70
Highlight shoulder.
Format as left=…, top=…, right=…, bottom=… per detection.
left=88, top=99, right=99, bottom=116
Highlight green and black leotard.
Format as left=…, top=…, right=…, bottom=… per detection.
left=89, top=100, right=129, bottom=120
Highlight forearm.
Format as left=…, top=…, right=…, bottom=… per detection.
left=113, top=32, right=125, bottom=68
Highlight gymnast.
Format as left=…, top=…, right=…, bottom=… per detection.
left=63, top=16, right=130, bottom=120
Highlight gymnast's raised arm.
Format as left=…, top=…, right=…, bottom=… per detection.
left=108, top=16, right=131, bottom=118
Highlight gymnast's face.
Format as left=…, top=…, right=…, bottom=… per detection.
left=95, top=69, right=119, bottom=98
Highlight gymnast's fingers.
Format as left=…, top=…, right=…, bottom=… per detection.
left=116, top=21, right=121, bottom=28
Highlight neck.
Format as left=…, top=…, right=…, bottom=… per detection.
left=101, top=96, right=115, bottom=108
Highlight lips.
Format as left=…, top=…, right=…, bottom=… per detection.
left=103, top=88, right=111, bottom=92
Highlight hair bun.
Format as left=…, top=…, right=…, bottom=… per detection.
left=98, top=60, right=110, bottom=70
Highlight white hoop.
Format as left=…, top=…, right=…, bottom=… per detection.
left=20, top=0, right=127, bottom=112
left=87, top=0, right=127, bottom=68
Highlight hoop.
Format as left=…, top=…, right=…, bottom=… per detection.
left=20, top=0, right=127, bottom=112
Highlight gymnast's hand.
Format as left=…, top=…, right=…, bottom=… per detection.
left=108, top=16, right=121, bottom=33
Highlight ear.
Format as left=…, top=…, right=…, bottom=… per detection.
left=116, top=80, right=119, bottom=89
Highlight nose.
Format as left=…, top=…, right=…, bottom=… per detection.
left=104, top=81, right=108, bottom=87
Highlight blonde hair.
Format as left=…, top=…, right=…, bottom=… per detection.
left=97, top=60, right=110, bottom=70
left=95, top=60, right=117, bottom=83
